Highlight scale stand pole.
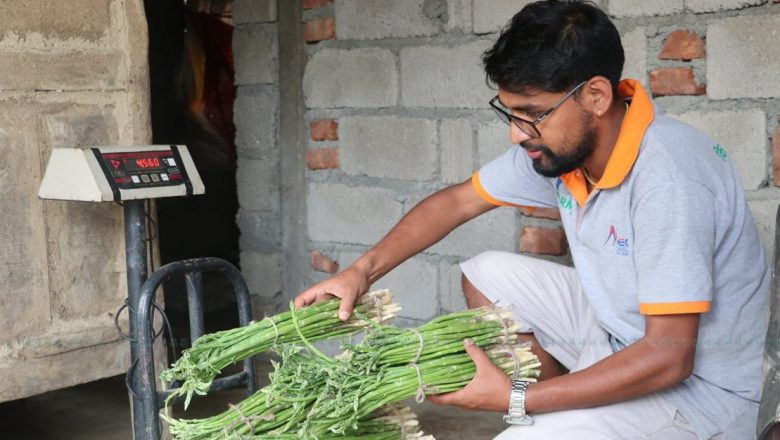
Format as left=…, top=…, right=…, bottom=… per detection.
left=124, top=199, right=150, bottom=439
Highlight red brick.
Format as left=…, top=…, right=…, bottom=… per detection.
left=304, top=17, right=335, bottom=43
left=518, top=206, right=561, bottom=221
left=311, top=250, right=339, bottom=274
left=649, top=68, right=706, bottom=97
left=773, top=119, right=780, bottom=186
left=310, top=119, right=338, bottom=141
left=306, top=148, right=340, bottom=170
left=303, top=0, right=333, bottom=9
left=658, top=30, right=705, bottom=60
left=520, top=227, right=568, bottom=256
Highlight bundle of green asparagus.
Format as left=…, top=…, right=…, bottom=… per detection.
left=165, top=305, right=541, bottom=439
left=167, top=402, right=434, bottom=440
left=162, top=290, right=399, bottom=408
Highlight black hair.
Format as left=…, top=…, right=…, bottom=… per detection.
left=483, top=0, right=624, bottom=96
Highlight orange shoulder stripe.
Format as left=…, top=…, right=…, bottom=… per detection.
left=639, top=301, right=711, bottom=315
left=471, top=172, right=519, bottom=207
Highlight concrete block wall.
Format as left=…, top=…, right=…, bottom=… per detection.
left=300, top=0, right=570, bottom=325
left=233, top=0, right=285, bottom=314
left=0, top=0, right=152, bottom=401
left=296, top=0, right=780, bottom=324
left=634, top=3, right=780, bottom=262
left=232, top=1, right=780, bottom=325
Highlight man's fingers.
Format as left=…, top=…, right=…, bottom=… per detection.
left=295, top=286, right=354, bottom=321
left=428, top=341, right=487, bottom=406
left=295, top=288, right=332, bottom=308
left=293, top=289, right=316, bottom=308
left=338, top=300, right=354, bottom=321
left=428, top=390, right=462, bottom=406
left=463, top=338, right=491, bottom=368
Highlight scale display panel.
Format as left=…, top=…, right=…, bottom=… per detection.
left=39, top=145, right=205, bottom=202
left=96, top=150, right=184, bottom=190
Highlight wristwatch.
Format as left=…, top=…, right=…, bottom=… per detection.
left=503, top=379, right=534, bottom=425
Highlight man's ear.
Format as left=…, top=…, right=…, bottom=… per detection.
left=581, top=76, right=614, bottom=117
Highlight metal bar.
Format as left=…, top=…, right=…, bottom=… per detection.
left=135, top=256, right=259, bottom=427
left=124, top=200, right=149, bottom=440
left=231, top=267, right=258, bottom=395
left=158, top=371, right=249, bottom=404
left=184, top=271, right=205, bottom=341
left=137, top=273, right=162, bottom=440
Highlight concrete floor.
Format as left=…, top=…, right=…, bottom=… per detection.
left=2, top=361, right=505, bottom=440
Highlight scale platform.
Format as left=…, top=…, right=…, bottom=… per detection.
left=39, top=145, right=205, bottom=202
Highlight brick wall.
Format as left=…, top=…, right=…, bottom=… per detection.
left=235, top=0, right=780, bottom=325
left=301, top=0, right=780, bottom=324
left=0, top=0, right=151, bottom=401
left=300, top=0, right=572, bottom=325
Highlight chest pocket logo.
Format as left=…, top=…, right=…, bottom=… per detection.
left=713, top=144, right=728, bottom=161
left=604, top=225, right=630, bottom=256
left=555, top=178, right=573, bottom=211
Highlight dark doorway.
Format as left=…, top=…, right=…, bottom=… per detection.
left=144, top=0, right=240, bottom=354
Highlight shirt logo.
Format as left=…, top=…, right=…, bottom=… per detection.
left=604, top=225, right=630, bottom=256
left=712, top=144, right=728, bottom=161
left=559, top=195, right=572, bottom=210
left=555, top=178, right=573, bottom=211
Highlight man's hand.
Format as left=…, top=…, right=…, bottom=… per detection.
left=293, top=266, right=371, bottom=321
left=295, top=181, right=495, bottom=321
left=428, top=339, right=513, bottom=412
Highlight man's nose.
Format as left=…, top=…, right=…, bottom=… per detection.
left=510, top=122, right=533, bottom=145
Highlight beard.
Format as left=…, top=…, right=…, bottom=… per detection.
left=522, top=121, right=598, bottom=178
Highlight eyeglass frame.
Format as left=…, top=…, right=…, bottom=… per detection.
left=489, top=80, right=588, bottom=139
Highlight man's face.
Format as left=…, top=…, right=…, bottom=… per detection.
left=497, top=87, right=598, bottom=177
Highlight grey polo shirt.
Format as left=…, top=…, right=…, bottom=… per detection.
left=472, top=79, right=769, bottom=439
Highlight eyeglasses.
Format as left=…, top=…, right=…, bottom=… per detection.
left=489, top=80, right=588, bottom=139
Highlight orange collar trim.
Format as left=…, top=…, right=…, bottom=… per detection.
left=560, top=79, right=655, bottom=207
left=560, top=171, right=589, bottom=209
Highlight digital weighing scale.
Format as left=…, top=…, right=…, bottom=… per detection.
left=39, top=145, right=204, bottom=202
left=39, top=145, right=257, bottom=440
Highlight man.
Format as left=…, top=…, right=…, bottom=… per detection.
left=295, top=1, right=769, bottom=438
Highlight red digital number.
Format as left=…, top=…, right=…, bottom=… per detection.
left=132, top=156, right=163, bottom=169
left=135, top=158, right=156, bottom=169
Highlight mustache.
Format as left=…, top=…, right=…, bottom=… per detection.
left=520, top=141, right=553, bottom=156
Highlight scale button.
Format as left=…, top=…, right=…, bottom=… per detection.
left=166, top=158, right=177, bottom=166
left=140, top=175, right=150, bottom=183
left=151, top=174, right=160, bottom=182
left=131, top=176, right=140, bottom=183
left=160, top=174, right=169, bottom=182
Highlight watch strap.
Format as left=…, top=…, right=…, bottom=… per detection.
left=503, top=379, right=534, bottom=426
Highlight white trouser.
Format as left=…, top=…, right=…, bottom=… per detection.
left=460, top=251, right=703, bottom=440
